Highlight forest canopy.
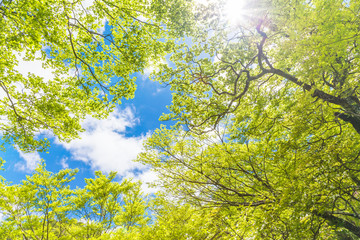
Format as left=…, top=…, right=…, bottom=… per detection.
left=140, top=0, right=360, bottom=238
left=1, top=0, right=360, bottom=239
left=0, top=0, right=191, bottom=151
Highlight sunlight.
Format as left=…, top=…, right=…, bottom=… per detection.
left=195, top=0, right=252, bottom=26
left=224, top=0, right=249, bottom=25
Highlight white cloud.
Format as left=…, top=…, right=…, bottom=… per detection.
left=57, top=107, right=149, bottom=176
left=14, top=51, right=57, bottom=81
left=0, top=51, right=59, bottom=101
left=127, top=169, right=160, bottom=194
left=15, top=149, right=41, bottom=173
left=59, top=157, right=69, bottom=169
left=136, top=15, right=148, bottom=23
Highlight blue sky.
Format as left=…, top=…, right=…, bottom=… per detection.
left=0, top=0, right=226, bottom=192
left=0, top=6, right=180, bottom=193
left=1, top=66, right=173, bottom=192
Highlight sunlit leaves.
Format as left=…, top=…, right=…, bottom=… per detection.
left=139, top=0, right=360, bottom=238
left=0, top=162, right=149, bottom=239
left=0, top=0, right=192, bottom=151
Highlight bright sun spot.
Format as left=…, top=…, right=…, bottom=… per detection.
left=195, top=0, right=251, bottom=26
left=224, top=0, right=248, bottom=25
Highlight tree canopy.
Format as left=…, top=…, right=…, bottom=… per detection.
left=139, top=0, right=360, bottom=238
left=2, top=0, right=360, bottom=239
left=0, top=162, right=151, bottom=239
left=0, top=0, right=192, bottom=151
left=0, top=162, right=233, bottom=239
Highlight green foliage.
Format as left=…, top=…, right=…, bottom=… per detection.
left=3, top=0, right=360, bottom=238
left=0, top=162, right=232, bottom=240
left=139, top=0, right=360, bottom=238
left=139, top=196, right=234, bottom=239
left=0, top=161, right=150, bottom=239
left=0, top=0, right=193, bottom=151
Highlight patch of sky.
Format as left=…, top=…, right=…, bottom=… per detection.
left=1, top=19, right=175, bottom=191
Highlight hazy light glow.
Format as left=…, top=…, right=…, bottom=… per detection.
left=224, top=0, right=249, bottom=25
left=194, top=0, right=259, bottom=27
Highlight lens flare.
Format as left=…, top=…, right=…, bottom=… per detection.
left=195, top=0, right=257, bottom=27
left=224, top=0, right=249, bottom=25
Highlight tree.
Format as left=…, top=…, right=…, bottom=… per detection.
left=71, top=171, right=149, bottom=238
left=0, top=161, right=150, bottom=239
left=0, top=0, right=192, bottom=151
left=138, top=195, right=234, bottom=239
left=0, top=161, right=230, bottom=240
left=139, top=0, right=360, bottom=238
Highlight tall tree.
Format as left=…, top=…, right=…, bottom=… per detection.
left=0, top=0, right=192, bottom=151
left=0, top=162, right=150, bottom=239
left=138, top=195, right=233, bottom=239
left=140, top=0, right=360, bottom=238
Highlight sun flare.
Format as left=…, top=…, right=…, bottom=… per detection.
left=224, top=0, right=250, bottom=25
left=195, top=0, right=252, bottom=26
left=224, top=0, right=254, bottom=25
